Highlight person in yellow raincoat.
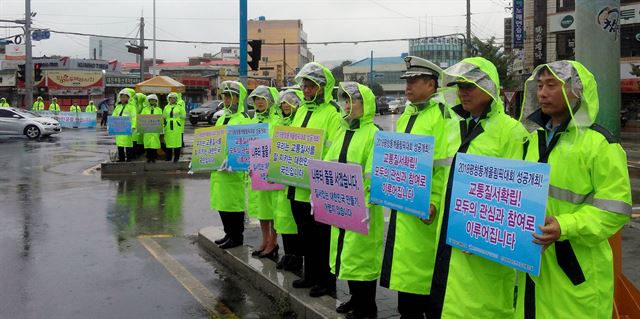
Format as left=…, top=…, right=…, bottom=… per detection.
left=141, top=94, right=163, bottom=163
left=163, top=93, right=186, bottom=162
left=514, top=60, right=632, bottom=319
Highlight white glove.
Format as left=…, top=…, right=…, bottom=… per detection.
left=309, top=194, right=315, bottom=215
left=218, top=159, right=232, bottom=172
left=361, top=207, right=370, bottom=224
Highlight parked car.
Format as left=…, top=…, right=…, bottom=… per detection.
left=388, top=98, right=407, bottom=114
left=189, top=100, right=223, bottom=125
left=376, top=96, right=390, bottom=115
left=0, top=107, right=61, bottom=139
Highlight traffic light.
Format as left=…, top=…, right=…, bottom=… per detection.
left=17, top=64, right=25, bottom=82
left=34, top=63, right=43, bottom=82
left=248, top=40, right=262, bottom=71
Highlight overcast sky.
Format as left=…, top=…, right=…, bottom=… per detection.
left=1, top=0, right=510, bottom=64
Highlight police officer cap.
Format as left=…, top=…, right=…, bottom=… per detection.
left=401, top=56, right=442, bottom=79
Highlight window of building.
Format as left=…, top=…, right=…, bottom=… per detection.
left=556, top=0, right=574, bottom=12
left=622, top=24, right=640, bottom=57
left=556, top=31, right=575, bottom=60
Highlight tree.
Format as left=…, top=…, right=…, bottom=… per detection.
left=470, top=36, right=517, bottom=89
left=330, top=60, right=352, bottom=82
left=369, top=82, right=385, bottom=97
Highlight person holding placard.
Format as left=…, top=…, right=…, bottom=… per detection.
left=163, top=93, right=186, bottom=163
left=141, top=94, right=163, bottom=163
left=133, top=93, right=147, bottom=158
left=378, top=56, right=450, bottom=319
left=288, top=62, right=344, bottom=298
left=210, top=80, right=251, bottom=249
left=247, top=85, right=281, bottom=260
left=428, top=57, right=528, bottom=318
left=273, top=89, right=305, bottom=272
left=513, top=61, right=631, bottom=319
left=112, top=89, right=137, bottom=162
left=324, top=82, right=383, bottom=319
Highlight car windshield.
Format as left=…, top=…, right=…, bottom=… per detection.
left=13, top=109, right=38, bottom=118
left=200, top=101, right=222, bottom=109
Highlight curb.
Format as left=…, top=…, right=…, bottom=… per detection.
left=100, top=160, right=191, bottom=175
left=198, top=226, right=342, bottom=319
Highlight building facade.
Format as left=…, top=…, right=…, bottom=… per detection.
left=247, top=18, right=314, bottom=86
left=522, top=0, right=640, bottom=118
left=408, top=36, right=465, bottom=69
left=343, top=56, right=406, bottom=95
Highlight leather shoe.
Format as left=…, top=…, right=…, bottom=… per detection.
left=214, top=235, right=229, bottom=245
left=309, top=284, right=336, bottom=298
left=336, top=299, right=355, bottom=314
left=292, top=278, right=314, bottom=289
left=345, top=310, right=377, bottom=319
left=218, top=238, right=242, bottom=249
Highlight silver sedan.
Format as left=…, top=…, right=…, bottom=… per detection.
left=0, top=107, right=61, bottom=139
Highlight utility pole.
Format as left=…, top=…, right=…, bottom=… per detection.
left=239, top=0, right=248, bottom=86
left=576, top=1, right=620, bottom=136
left=24, top=0, right=33, bottom=109
left=369, top=50, right=374, bottom=85
left=139, top=17, right=145, bottom=82
left=283, top=38, right=286, bottom=86
left=466, top=0, right=471, bottom=57
left=152, top=0, right=156, bottom=76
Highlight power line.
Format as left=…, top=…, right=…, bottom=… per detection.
left=46, top=28, right=468, bottom=46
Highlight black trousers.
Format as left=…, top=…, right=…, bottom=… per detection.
left=117, top=147, right=133, bottom=162
left=146, top=149, right=157, bottom=161
left=290, top=199, right=335, bottom=288
left=348, top=280, right=378, bottom=315
left=101, top=112, right=108, bottom=126
left=218, top=211, right=244, bottom=242
left=397, top=291, right=431, bottom=319
left=164, top=147, right=181, bottom=162
left=281, top=233, right=302, bottom=256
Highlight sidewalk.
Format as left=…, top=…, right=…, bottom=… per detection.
left=198, top=223, right=400, bottom=319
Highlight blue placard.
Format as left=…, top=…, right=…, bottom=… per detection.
left=370, top=131, right=434, bottom=218
left=445, top=153, right=550, bottom=276
left=108, top=116, right=133, bottom=135
left=226, top=123, right=270, bottom=171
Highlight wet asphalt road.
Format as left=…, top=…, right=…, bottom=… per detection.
left=0, top=128, right=283, bottom=319
left=0, top=114, right=639, bottom=319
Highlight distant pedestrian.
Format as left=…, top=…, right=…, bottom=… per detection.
left=100, top=99, right=110, bottom=127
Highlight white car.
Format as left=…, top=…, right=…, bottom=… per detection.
left=0, top=107, right=61, bottom=139
left=388, top=98, right=408, bottom=114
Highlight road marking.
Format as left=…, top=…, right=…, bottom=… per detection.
left=138, top=236, right=238, bottom=319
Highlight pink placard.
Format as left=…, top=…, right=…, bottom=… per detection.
left=249, top=138, right=285, bottom=191
left=309, top=159, right=369, bottom=235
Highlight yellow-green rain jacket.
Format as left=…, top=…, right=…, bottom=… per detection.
left=514, top=60, right=632, bottom=319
